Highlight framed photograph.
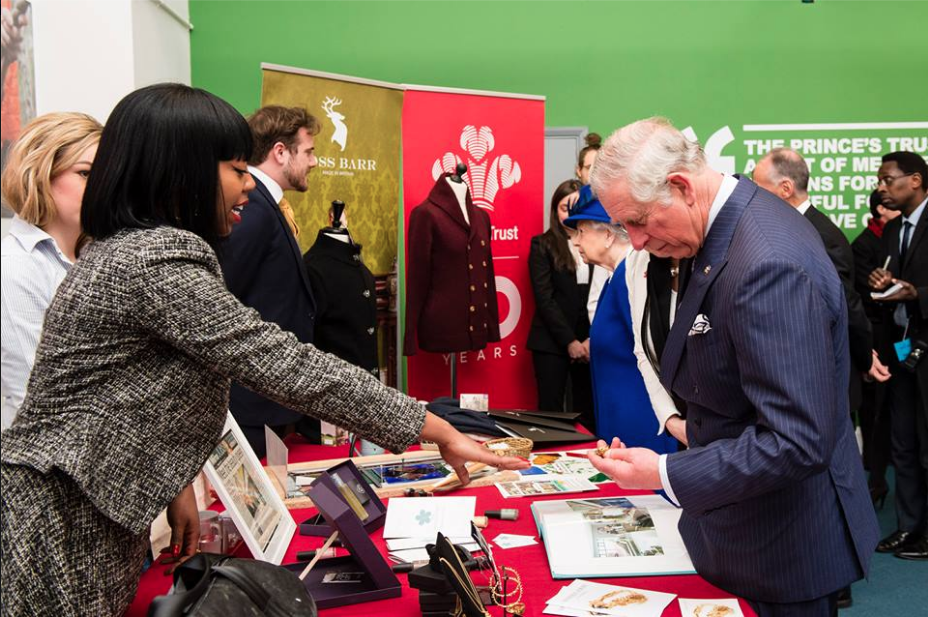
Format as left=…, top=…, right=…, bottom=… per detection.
left=203, top=412, right=296, bottom=564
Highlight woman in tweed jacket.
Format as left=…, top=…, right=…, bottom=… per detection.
left=0, top=84, right=526, bottom=616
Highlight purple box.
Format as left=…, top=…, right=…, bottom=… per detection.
left=299, top=459, right=386, bottom=537
left=285, top=480, right=401, bottom=608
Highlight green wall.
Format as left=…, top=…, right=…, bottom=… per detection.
left=190, top=0, right=927, bottom=238
left=190, top=0, right=926, bottom=389
left=190, top=0, right=926, bottom=132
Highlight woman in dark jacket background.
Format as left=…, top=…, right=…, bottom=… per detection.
left=526, top=179, right=594, bottom=429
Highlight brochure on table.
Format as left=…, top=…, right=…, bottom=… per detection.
left=545, top=580, right=677, bottom=617
left=532, top=495, right=695, bottom=578
left=203, top=413, right=296, bottom=564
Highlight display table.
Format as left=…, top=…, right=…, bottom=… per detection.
left=127, top=437, right=755, bottom=617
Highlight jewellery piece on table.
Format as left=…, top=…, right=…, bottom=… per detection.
left=590, top=589, right=647, bottom=608
left=490, top=565, right=525, bottom=616
left=436, top=532, right=493, bottom=617
left=678, top=598, right=744, bottom=617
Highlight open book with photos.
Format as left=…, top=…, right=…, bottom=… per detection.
left=531, top=495, right=695, bottom=579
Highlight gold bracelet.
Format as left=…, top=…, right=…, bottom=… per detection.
left=590, top=589, right=648, bottom=609
left=694, top=604, right=735, bottom=617
left=489, top=565, right=525, bottom=615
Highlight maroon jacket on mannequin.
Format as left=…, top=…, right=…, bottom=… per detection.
left=404, top=174, right=501, bottom=355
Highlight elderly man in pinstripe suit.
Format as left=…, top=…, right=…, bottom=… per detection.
left=587, top=118, right=879, bottom=617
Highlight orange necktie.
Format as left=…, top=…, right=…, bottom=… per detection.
left=278, top=197, right=300, bottom=239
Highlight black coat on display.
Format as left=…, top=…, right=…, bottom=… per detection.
left=303, top=231, right=379, bottom=375
left=404, top=174, right=500, bottom=355
left=220, top=177, right=316, bottom=429
left=526, top=234, right=591, bottom=354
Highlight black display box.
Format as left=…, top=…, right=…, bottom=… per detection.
left=298, top=459, right=386, bottom=537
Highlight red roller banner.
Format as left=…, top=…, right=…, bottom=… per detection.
left=402, top=87, right=545, bottom=409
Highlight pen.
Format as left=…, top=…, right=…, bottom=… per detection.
left=565, top=451, right=591, bottom=458
left=296, top=547, right=337, bottom=561
left=882, top=256, right=891, bottom=270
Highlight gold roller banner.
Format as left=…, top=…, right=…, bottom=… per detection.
left=260, top=64, right=403, bottom=275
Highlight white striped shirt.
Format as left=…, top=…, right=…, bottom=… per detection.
left=1, top=216, right=73, bottom=430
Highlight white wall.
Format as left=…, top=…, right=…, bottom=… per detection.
left=30, top=0, right=190, bottom=123
left=2, top=0, right=190, bottom=238
left=132, top=0, right=190, bottom=90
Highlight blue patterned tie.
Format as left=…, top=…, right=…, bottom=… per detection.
left=899, top=220, right=912, bottom=265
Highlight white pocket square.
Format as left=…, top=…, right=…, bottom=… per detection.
left=689, top=314, right=712, bottom=336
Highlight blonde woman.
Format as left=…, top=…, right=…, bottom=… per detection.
left=1, top=112, right=102, bottom=430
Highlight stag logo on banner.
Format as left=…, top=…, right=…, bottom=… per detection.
left=431, top=125, right=522, bottom=211
left=322, top=96, right=348, bottom=151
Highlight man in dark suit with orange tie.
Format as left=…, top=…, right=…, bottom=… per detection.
left=588, top=118, right=879, bottom=617
left=220, top=106, right=320, bottom=457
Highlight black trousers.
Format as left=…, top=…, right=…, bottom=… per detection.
left=890, top=364, right=928, bottom=533
left=749, top=592, right=838, bottom=617
left=532, top=350, right=595, bottom=432
left=859, top=378, right=892, bottom=487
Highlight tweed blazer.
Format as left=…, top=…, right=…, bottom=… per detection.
left=1, top=226, right=424, bottom=534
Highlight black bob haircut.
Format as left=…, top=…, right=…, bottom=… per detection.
left=882, top=150, right=928, bottom=190
left=868, top=189, right=882, bottom=218
left=81, top=83, right=253, bottom=249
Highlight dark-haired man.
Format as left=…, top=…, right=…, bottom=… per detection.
left=868, top=151, right=928, bottom=561
left=220, top=106, right=320, bottom=457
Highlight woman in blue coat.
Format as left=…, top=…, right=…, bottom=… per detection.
left=563, top=186, right=677, bottom=454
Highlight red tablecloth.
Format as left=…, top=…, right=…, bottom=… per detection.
left=127, top=437, right=754, bottom=617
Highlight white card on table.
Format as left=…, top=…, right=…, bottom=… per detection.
left=382, top=496, right=476, bottom=539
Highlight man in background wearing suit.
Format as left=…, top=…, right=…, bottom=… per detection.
left=867, top=151, right=928, bottom=561
left=220, top=106, right=320, bottom=457
left=588, top=118, right=879, bottom=617
left=753, top=148, right=890, bottom=391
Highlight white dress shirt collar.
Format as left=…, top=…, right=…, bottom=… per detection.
left=703, top=174, right=739, bottom=239
left=8, top=215, right=72, bottom=264
left=247, top=166, right=284, bottom=204
left=796, top=199, right=812, bottom=216
left=901, top=196, right=926, bottom=231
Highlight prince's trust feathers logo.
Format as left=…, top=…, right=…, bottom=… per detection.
left=321, top=96, right=348, bottom=151
left=431, top=125, right=522, bottom=211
